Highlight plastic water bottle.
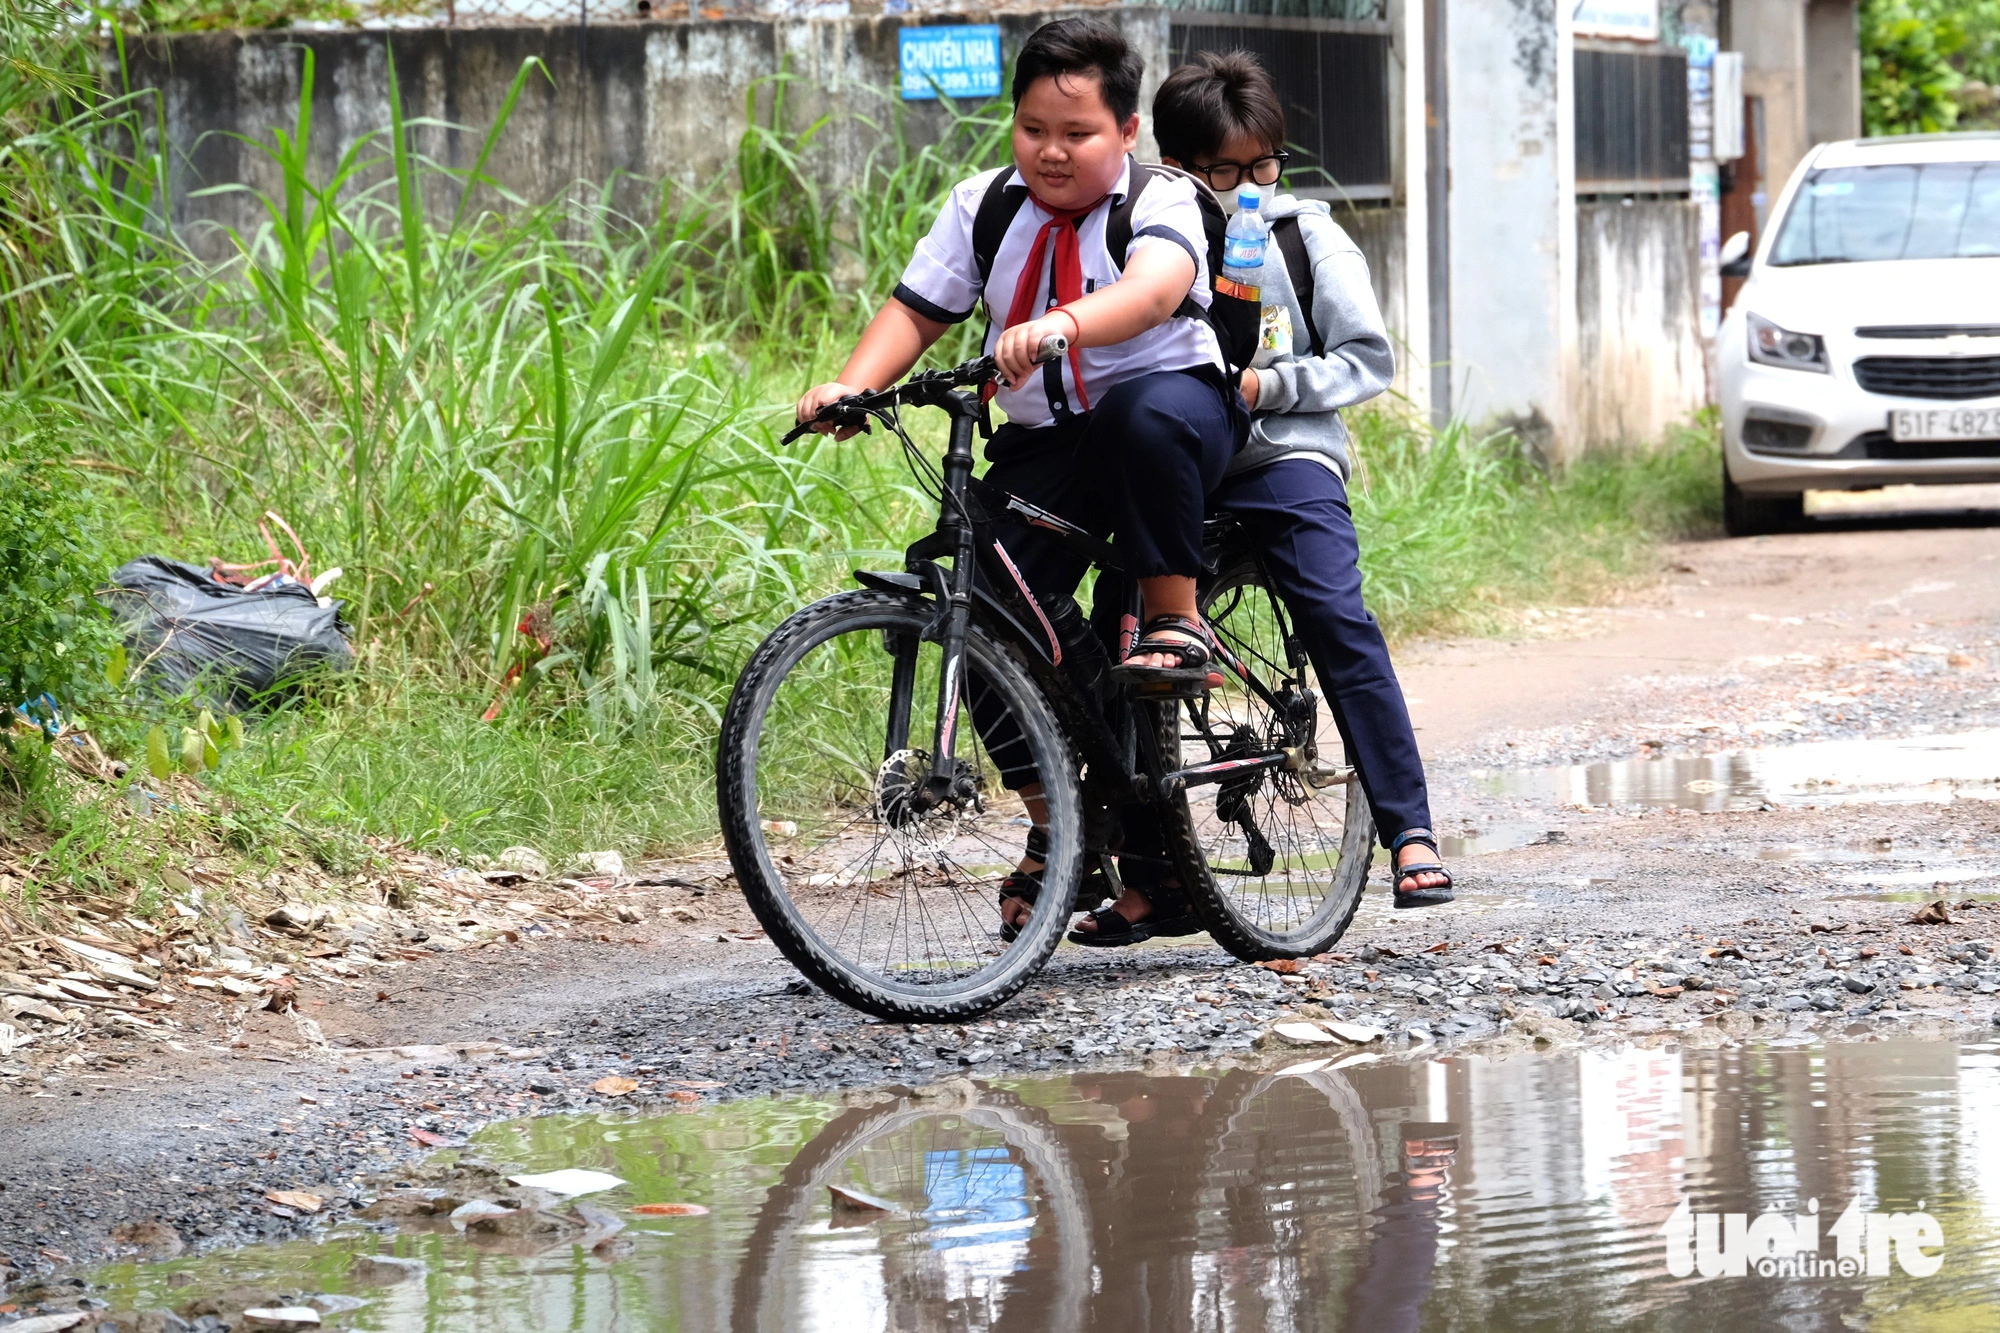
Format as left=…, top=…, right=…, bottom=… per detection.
left=1221, top=183, right=1268, bottom=299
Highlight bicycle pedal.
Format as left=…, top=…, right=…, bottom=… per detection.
left=1121, top=677, right=1208, bottom=700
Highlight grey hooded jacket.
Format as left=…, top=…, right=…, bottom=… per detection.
left=1228, top=194, right=1396, bottom=483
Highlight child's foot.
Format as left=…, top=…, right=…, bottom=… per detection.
left=1067, top=883, right=1201, bottom=946
left=998, top=826, right=1048, bottom=942
left=1112, top=614, right=1222, bottom=687
left=1391, top=828, right=1454, bottom=908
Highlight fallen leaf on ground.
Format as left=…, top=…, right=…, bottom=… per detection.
left=1910, top=900, right=1953, bottom=925
left=408, top=1128, right=460, bottom=1148
left=631, top=1202, right=711, bottom=1216
left=1423, top=941, right=1451, bottom=954
left=1256, top=959, right=1300, bottom=974
left=264, top=1189, right=323, bottom=1213
left=593, top=1075, right=640, bottom=1096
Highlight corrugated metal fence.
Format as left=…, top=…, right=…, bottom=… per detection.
left=1168, top=10, right=1393, bottom=199
left=1574, top=42, right=1690, bottom=195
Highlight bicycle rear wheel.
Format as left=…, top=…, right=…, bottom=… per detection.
left=1154, top=554, right=1374, bottom=960
left=717, top=590, right=1081, bottom=1021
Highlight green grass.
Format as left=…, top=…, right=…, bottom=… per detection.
left=0, top=12, right=1721, bottom=876
left=1349, top=410, right=1721, bottom=639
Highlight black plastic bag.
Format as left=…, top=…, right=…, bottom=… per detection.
left=103, top=556, right=353, bottom=708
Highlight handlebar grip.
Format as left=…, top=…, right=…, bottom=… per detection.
left=780, top=421, right=813, bottom=445
left=1035, top=333, right=1069, bottom=365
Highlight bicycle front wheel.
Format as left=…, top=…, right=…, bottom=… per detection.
left=1154, top=554, right=1375, bottom=960
left=717, top=590, right=1081, bottom=1021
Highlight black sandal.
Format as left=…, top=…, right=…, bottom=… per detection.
left=1110, top=614, right=1222, bottom=690
left=1391, top=828, right=1455, bottom=909
left=998, top=827, right=1048, bottom=944
left=1066, top=884, right=1201, bottom=948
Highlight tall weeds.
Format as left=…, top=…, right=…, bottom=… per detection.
left=0, top=25, right=1715, bottom=861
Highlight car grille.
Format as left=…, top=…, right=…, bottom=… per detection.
left=1838, top=431, right=2000, bottom=460
left=1854, top=324, right=2000, bottom=340
left=1852, top=355, right=2000, bottom=400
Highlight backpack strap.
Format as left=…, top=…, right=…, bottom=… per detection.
left=1103, top=164, right=1148, bottom=271
left=971, top=167, right=1030, bottom=287
left=1106, top=162, right=1216, bottom=326
left=1271, top=215, right=1325, bottom=358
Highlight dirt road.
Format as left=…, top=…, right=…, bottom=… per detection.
left=7, top=516, right=2000, bottom=1289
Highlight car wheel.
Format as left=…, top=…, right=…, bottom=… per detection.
left=1722, top=462, right=1804, bottom=537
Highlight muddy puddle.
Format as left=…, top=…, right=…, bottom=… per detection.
left=79, top=1039, right=2000, bottom=1330
left=1476, top=729, right=2000, bottom=812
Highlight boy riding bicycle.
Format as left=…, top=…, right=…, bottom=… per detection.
left=795, top=19, right=1249, bottom=939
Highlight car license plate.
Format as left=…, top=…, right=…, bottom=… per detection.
left=1890, top=407, right=2000, bottom=441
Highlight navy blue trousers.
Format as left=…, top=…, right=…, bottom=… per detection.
left=971, top=367, right=1244, bottom=793
left=983, top=366, right=1247, bottom=588
left=1207, top=459, right=1432, bottom=845
left=1098, top=458, right=1431, bottom=890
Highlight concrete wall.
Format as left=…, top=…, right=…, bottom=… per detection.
left=1732, top=0, right=1810, bottom=192
left=122, top=10, right=1169, bottom=256
left=1574, top=200, right=1706, bottom=446
left=1443, top=0, right=1572, bottom=454
left=1804, top=0, right=1860, bottom=146
left=1335, top=203, right=1414, bottom=398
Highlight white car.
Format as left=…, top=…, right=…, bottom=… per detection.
left=1719, top=133, right=2000, bottom=535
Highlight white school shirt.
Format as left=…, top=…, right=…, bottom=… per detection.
left=892, top=156, right=1224, bottom=430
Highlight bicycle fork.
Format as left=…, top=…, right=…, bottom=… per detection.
left=911, top=391, right=987, bottom=814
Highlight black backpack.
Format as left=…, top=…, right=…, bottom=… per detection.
left=968, top=163, right=1263, bottom=376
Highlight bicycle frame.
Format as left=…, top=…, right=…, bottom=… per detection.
left=851, top=379, right=1147, bottom=817
left=838, top=372, right=1351, bottom=823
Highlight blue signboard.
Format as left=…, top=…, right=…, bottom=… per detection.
left=899, top=24, right=1002, bottom=101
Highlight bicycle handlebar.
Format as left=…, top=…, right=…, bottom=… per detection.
left=781, top=334, right=1070, bottom=445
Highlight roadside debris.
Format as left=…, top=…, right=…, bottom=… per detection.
left=102, top=554, right=351, bottom=709
left=506, top=1170, right=625, bottom=1197
left=0, top=835, right=725, bottom=1078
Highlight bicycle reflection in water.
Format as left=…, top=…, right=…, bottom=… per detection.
left=729, top=1063, right=1458, bottom=1333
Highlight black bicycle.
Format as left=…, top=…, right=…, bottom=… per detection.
left=716, top=343, right=1374, bottom=1021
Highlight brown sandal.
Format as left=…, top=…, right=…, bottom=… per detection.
left=1110, top=614, right=1221, bottom=689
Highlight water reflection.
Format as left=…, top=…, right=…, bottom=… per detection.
left=92, top=1041, right=2000, bottom=1331
left=1474, top=728, right=2000, bottom=811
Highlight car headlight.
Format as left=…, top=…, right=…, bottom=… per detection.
left=1747, top=313, right=1828, bottom=373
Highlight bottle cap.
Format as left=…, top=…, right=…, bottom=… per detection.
left=1237, top=183, right=1263, bottom=210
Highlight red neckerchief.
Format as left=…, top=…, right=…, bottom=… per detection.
left=1000, top=186, right=1107, bottom=412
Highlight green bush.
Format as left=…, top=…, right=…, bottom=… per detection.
left=0, top=435, right=117, bottom=714
left=1862, top=0, right=1966, bottom=135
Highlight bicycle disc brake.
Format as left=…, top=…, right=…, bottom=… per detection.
left=876, top=749, right=931, bottom=828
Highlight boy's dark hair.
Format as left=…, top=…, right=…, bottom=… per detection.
left=1011, top=18, right=1145, bottom=124
left=1152, top=50, right=1288, bottom=165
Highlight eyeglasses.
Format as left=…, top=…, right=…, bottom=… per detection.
left=1188, top=150, right=1290, bottom=191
